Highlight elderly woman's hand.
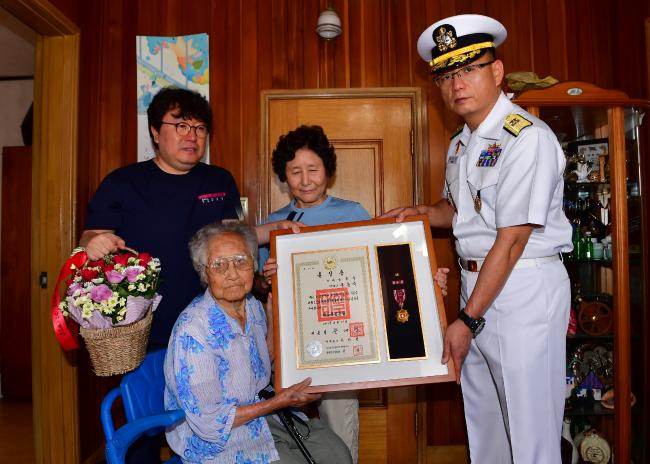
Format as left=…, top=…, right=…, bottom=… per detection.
left=273, top=378, right=321, bottom=409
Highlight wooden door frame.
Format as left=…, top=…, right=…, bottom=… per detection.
left=259, top=87, right=427, bottom=221
left=0, top=1, right=79, bottom=462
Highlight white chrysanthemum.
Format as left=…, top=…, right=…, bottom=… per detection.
left=119, top=297, right=126, bottom=306
left=137, top=283, right=147, bottom=292
left=108, top=294, right=119, bottom=307
left=74, top=295, right=91, bottom=307
left=81, top=302, right=94, bottom=319
left=128, top=284, right=136, bottom=291
left=92, top=278, right=104, bottom=284
left=100, top=302, right=112, bottom=315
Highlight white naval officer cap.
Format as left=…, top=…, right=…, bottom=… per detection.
left=417, top=14, right=507, bottom=75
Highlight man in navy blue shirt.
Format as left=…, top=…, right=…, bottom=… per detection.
left=80, top=87, right=293, bottom=350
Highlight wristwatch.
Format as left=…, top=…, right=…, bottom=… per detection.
left=458, top=309, right=485, bottom=337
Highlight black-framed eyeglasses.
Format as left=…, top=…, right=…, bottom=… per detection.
left=433, top=60, right=495, bottom=88
left=161, top=121, right=208, bottom=138
left=205, top=255, right=253, bottom=275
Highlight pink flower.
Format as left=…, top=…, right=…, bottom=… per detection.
left=105, top=270, right=126, bottom=284
left=90, top=284, right=112, bottom=302
left=125, top=266, right=142, bottom=282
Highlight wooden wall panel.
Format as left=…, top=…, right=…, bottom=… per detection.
left=68, top=0, right=650, bottom=459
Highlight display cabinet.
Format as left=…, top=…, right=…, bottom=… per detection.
left=515, top=82, right=648, bottom=464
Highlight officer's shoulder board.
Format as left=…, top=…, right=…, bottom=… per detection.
left=449, top=125, right=463, bottom=140
left=503, top=113, right=533, bottom=137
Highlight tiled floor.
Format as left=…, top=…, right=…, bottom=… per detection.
left=0, top=398, right=34, bottom=463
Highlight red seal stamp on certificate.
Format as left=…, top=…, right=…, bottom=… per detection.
left=353, top=345, right=364, bottom=357
left=316, top=287, right=351, bottom=322
left=349, top=321, right=365, bottom=337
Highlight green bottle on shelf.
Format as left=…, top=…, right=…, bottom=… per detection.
left=583, top=231, right=594, bottom=260
left=572, top=224, right=583, bottom=259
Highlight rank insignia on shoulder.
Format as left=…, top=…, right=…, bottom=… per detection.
left=476, top=143, right=502, bottom=167
left=450, top=125, right=463, bottom=140
left=504, top=113, right=532, bottom=137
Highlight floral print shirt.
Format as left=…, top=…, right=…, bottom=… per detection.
left=164, top=289, right=278, bottom=463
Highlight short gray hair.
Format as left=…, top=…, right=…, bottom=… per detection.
left=188, top=221, right=259, bottom=286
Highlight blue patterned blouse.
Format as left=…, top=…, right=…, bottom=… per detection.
left=164, top=289, right=278, bottom=463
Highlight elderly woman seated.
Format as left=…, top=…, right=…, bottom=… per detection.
left=164, top=221, right=352, bottom=463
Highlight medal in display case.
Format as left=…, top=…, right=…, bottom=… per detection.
left=515, top=82, right=648, bottom=464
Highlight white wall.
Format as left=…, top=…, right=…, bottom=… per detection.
left=0, top=5, right=35, bottom=153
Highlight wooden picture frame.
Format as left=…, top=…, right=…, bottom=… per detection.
left=270, top=215, right=454, bottom=393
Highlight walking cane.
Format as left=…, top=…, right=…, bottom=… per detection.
left=258, top=389, right=317, bottom=464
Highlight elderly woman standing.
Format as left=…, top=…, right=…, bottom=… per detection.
left=164, top=221, right=352, bottom=463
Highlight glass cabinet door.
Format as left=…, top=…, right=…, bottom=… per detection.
left=539, top=105, right=619, bottom=458
left=624, top=107, right=646, bottom=463
left=514, top=82, right=648, bottom=464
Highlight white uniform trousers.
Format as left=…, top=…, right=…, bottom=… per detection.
left=317, top=391, right=360, bottom=464
left=460, top=260, right=570, bottom=464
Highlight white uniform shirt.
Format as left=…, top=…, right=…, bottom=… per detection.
left=444, top=92, right=572, bottom=259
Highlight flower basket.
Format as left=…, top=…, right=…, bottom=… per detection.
left=51, top=247, right=162, bottom=376
left=80, top=306, right=153, bottom=376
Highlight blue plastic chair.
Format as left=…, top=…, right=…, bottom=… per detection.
left=100, top=350, right=185, bottom=464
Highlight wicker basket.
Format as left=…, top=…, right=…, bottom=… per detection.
left=80, top=309, right=153, bottom=376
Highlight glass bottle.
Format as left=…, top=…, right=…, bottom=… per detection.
left=583, top=231, right=594, bottom=259
left=572, top=224, right=583, bottom=260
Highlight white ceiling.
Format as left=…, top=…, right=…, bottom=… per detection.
left=0, top=6, right=35, bottom=77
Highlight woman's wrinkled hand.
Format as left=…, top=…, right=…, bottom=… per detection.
left=274, top=378, right=321, bottom=409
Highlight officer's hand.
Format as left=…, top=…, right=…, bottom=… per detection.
left=85, top=233, right=126, bottom=260
left=379, top=206, right=421, bottom=223
left=441, top=319, right=473, bottom=384
left=434, top=267, right=450, bottom=297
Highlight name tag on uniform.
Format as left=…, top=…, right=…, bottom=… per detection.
left=448, top=156, right=459, bottom=165
left=476, top=143, right=502, bottom=167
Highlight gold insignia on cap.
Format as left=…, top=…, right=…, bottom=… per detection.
left=435, top=27, right=457, bottom=52
left=429, top=42, right=495, bottom=71
left=503, top=113, right=533, bottom=137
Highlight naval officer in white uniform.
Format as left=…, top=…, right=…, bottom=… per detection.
left=382, top=14, right=573, bottom=463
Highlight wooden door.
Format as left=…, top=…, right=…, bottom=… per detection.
left=0, top=146, right=32, bottom=399
left=261, top=88, right=425, bottom=464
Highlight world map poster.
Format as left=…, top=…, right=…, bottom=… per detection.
left=136, top=33, right=210, bottom=162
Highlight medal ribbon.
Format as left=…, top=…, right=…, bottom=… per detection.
left=393, top=288, right=406, bottom=307
left=50, top=250, right=87, bottom=350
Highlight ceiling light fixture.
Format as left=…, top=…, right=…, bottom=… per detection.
left=316, top=4, right=342, bottom=40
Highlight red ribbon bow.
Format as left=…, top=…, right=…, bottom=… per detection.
left=51, top=250, right=88, bottom=351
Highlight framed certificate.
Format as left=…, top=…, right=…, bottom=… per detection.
left=270, top=216, right=455, bottom=393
